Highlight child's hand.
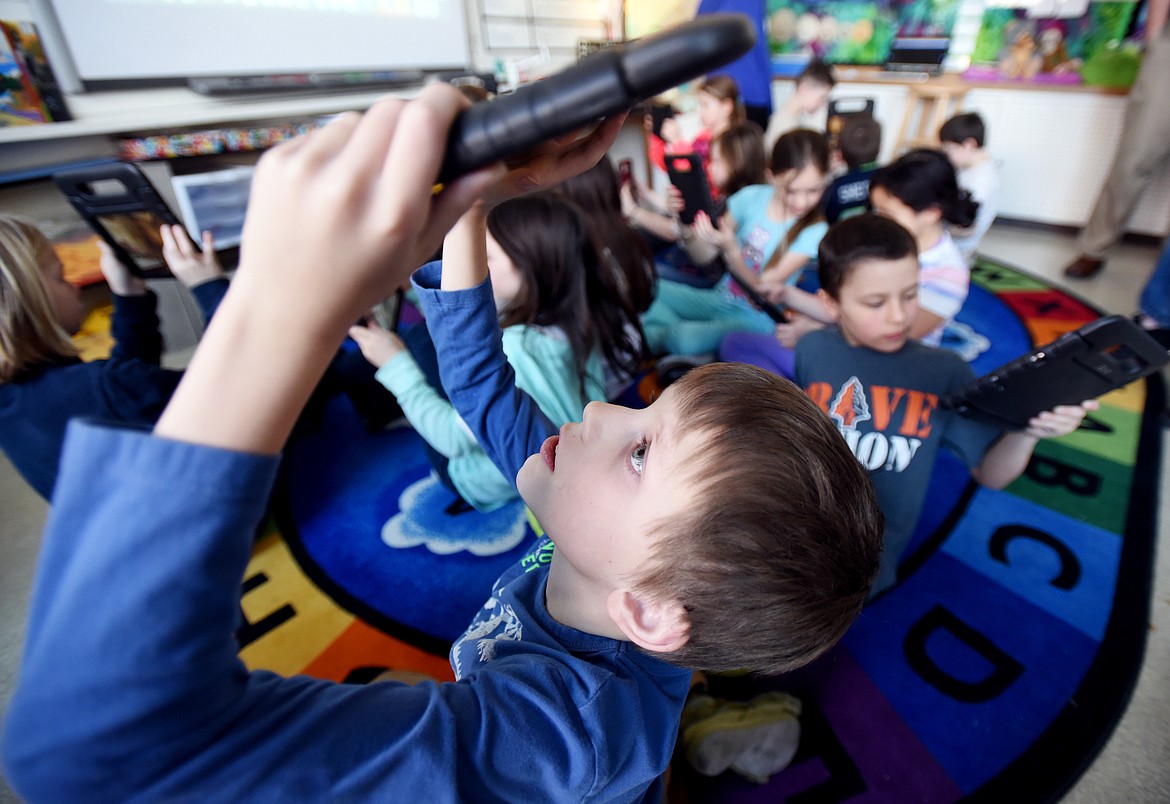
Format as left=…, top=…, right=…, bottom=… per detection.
left=774, top=313, right=824, bottom=349
left=160, top=225, right=224, bottom=288
left=693, top=210, right=737, bottom=253
left=155, top=85, right=515, bottom=455
left=96, top=240, right=146, bottom=297
left=230, top=85, right=511, bottom=336
left=1024, top=400, right=1098, bottom=439
left=478, top=114, right=625, bottom=208
left=619, top=182, right=638, bottom=218
left=348, top=322, right=406, bottom=369
left=759, top=278, right=788, bottom=304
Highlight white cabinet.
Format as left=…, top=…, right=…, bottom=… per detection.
left=774, top=77, right=1170, bottom=238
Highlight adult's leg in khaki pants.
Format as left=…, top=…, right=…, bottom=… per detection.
left=1067, top=26, right=1170, bottom=276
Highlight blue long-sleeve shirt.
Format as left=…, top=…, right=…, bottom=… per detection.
left=0, top=278, right=228, bottom=499
left=3, top=267, right=692, bottom=803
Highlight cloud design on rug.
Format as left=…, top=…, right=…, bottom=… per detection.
left=942, top=320, right=992, bottom=362
left=381, top=472, right=530, bottom=556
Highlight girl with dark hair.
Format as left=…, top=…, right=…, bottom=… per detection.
left=641, top=128, right=830, bottom=357
left=350, top=192, right=632, bottom=512
left=555, top=157, right=655, bottom=396
left=869, top=147, right=979, bottom=346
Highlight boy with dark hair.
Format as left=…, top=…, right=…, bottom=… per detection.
left=3, top=89, right=883, bottom=803
left=794, top=213, right=1095, bottom=594
left=939, top=111, right=999, bottom=264
left=823, top=113, right=882, bottom=223
left=765, top=57, right=836, bottom=150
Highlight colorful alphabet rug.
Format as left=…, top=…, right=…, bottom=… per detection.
left=242, top=257, right=1163, bottom=802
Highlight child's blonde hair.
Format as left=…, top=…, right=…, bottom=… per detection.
left=0, top=215, right=77, bottom=383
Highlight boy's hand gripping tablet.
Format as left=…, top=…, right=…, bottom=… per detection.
left=437, top=14, right=755, bottom=183
left=943, top=315, right=1170, bottom=430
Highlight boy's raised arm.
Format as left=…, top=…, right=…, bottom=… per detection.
left=4, top=86, right=501, bottom=799
left=412, top=117, right=625, bottom=483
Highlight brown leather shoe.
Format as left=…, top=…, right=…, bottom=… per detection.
left=1063, top=255, right=1105, bottom=279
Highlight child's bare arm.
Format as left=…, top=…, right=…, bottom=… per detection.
left=972, top=400, right=1098, bottom=489
left=910, top=310, right=945, bottom=340
left=759, top=251, right=810, bottom=288
left=689, top=209, right=733, bottom=266
left=419, top=116, right=624, bottom=482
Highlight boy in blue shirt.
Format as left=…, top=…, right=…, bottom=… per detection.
left=823, top=113, right=881, bottom=223
left=3, top=88, right=882, bottom=802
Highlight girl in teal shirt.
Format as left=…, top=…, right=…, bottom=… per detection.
left=350, top=193, right=644, bottom=512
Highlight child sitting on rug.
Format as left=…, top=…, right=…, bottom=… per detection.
left=719, top=147, right=979, bottom=377
left=0, top=216, right=228, bottom=499
left=786, top=214, right=1096, bottom=595
left=939, top=112, right=1000, bottom=265
left=868, top=148, right=979, bottom=347
left=642, top=128, right=830, bottom=357
left=624, top=122, right=766, bottom=289
left=4, top=90, right=882, bottom=803
left=348, top=192, right=641, bottom=512
left=822, top=113, right=882, bottom=224
left=647, top=74, right=744, bottom=187
left=555, top=157, right=655, bottom=397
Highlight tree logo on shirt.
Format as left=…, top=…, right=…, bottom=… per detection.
left=810, top=377, right=927, bottom=473
left=830, top=376, right=871, bottom=430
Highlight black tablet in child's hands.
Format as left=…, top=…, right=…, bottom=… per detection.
left=53, top=163, right=195, bottom=279
left=943, top=315, right=1169, bottom=430
left=666, top=153, right=721, bottom=226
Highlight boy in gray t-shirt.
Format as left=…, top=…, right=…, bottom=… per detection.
left=794, top=214, right=1095, bottom=594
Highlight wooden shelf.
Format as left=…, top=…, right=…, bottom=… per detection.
left=0, top=85, right=418, bottom=145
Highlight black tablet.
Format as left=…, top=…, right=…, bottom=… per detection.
left=943, top=315, right=1169, bottom=430
left=724, top=263, right=788, bottom=324
left=437, top=14, right=755, bottom=182
left=53, top=163, right=192, bottom=278
left=665, top=152, right=720, bottom=226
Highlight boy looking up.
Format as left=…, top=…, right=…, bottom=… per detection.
left=939, top=112, right=1000, bottom=264
left=3, top=87, right=883, bottom=802
left=794, top=214, right=1095, bottom=595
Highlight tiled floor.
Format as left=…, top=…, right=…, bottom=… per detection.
left=0, top=221, right=1167, bottom=802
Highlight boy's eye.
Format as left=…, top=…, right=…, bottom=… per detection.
left=630, top=438, right=649, bottom=476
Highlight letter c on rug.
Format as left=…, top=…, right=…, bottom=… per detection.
left=988, top=525, right=1082, bottom=591
left=903, top=606, right=1025, bottom=703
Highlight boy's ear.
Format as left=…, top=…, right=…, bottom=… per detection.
left=921, top=205, right=943, bottom=226
left=607, top=589, right=690, bottom=654
left=817, top=288, right=839, bottom=320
